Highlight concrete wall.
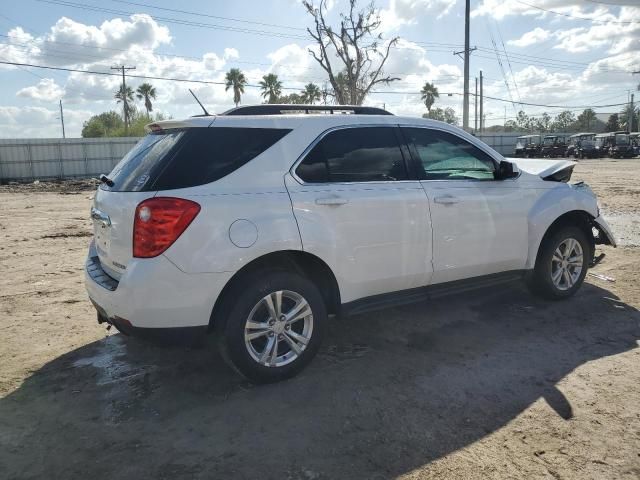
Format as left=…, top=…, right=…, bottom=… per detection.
left=476, top=133, right=523, bottom=157
left=0, top=134, right=523, bottom=182
left=0, top=137, right=139, bottom=182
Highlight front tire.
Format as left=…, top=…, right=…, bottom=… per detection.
left=219, top=271, right=327, bottom=383
left=527, top=226, right=590, bottom=300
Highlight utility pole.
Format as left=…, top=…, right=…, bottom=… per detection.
left=504, top=106, right=507, bottom=129
left=111, top=64, right=136, bottom=134
left=629, top=93, right=635, bottom=133
left=633, top=71, right=639, bottom=131
left=474, top=77, right=478, bottom=133
left=59, top=99, right=65, bottom=139
left=452, top=0, right=475, bottom=131
left=463, top=0, right=470, bottom=131
left=479, top=70, right=484, bottom=133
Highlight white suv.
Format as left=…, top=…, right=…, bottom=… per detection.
left=85, top=105, right=616, bottom=383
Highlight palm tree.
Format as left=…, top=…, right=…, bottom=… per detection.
left=114, top=85, right=134, bottom=131
left=225, top=68, right=247, bottom=107
left=420, top=82, right=439, bottom=114
left=136, top=83, right=157, bottom=117
left=259, top=74, right=282, bottom=104
left=301, top=83, right=321, bottom=104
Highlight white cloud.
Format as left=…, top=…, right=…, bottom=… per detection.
left=0, top=106, right=92, bottom=138
left=472, top=0, right=614, bottom=21
left=17, top=79, right=65, bottom=102
left=552, top=9, right=640, bottom=54
left=203, top=53, right=226, bottom=71
left=38, top=14, right=171, bottom=66
left=507, top=27, right=551, bottom=47
left=223, top=48, right=239, bottom=60
left=381, top=0, right=458, bottom=31
left=3, top=3, right=636, bottom=136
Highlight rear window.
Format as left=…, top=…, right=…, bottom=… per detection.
left=104, top=127, right=291, bottom=191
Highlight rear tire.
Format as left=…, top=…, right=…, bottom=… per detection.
left=218, top=271, right=327, bottom=383
left=527, top=226, right=590, bottom=300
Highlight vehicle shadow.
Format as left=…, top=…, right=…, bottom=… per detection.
left=1, top=282, right=638, bottom=480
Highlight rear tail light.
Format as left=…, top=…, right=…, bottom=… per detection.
left=133, top=197, right=200, bottom=258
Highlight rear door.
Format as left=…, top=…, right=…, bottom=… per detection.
left=286, top=125, right=433, bottom=303
left=401, top=126, right=534, bottom=284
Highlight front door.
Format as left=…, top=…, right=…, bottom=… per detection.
left=401, top=126, right=533, bottom=284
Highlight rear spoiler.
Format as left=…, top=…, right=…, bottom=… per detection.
left=145, top=118, right=216, bottom=133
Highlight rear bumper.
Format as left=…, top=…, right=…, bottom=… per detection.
left=85, top=241, right=233, bottom=331
left=93, top=304, right=207, bottom=345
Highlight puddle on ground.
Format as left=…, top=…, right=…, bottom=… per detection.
left=73, top=335, right=149, bottom=386
left=73, top=335, right=158, bottom=423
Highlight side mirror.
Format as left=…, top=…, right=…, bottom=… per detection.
left=495, top=161, right=519, bottom=180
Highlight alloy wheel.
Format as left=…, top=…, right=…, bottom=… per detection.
left=550, top=238, right=584, bottom=291
left=244, top=290, right=314, bottom=367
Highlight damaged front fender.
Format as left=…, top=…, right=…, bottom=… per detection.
left=592, top=216, right=617, bottom=247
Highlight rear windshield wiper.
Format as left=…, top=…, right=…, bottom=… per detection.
left=99, top=174, right=115, bottom=187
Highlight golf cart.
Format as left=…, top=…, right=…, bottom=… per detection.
left=595, top=132, right=634, bottom=158
left=566, top=133, right=597, bottom=159
left=541, top=135, right=568, bottom=158
left=514, top=134, right=541, bottom=157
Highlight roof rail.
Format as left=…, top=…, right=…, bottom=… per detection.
left=222, top=104, right=393, bottom=116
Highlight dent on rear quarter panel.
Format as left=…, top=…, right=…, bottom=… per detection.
left=524, top=185, right=598, bottom=269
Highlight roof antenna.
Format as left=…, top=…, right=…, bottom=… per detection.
left=189, top=89, right=210, bottom=116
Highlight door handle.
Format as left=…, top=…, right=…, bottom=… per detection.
left=315, top=196, right=348, bottom=206
left=433, top=195, right=459, bottom=205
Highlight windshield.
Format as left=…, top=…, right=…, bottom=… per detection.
left=543, top=138, right=555, bottom=145
left=615, top=134, right=629, bottom=145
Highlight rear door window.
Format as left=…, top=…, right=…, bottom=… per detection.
left=104, top=127, right=291, bottom=191
left=295, top=127, right=408, bottom=183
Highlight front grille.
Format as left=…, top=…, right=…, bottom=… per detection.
left=86, top=256, right=119, bottom=291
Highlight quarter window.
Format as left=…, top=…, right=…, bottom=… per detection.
left=402, top=128, right=496, bottom=181
left=296, top=127, right=408, bottom=183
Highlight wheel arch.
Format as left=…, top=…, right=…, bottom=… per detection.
left=208, top=250, right=341, bottom=331
left=529, top=210, right=596, bottom=269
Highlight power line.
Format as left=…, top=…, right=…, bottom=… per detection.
left=1, top=60, right=633, bottom=110
left=514, top=0, right=639, bottom=24
left=109, top=0, right=307, bottom=31
left=360, top=88, right=632, bottom=109
left=495, top=23, right=522, bottom=108
left=581, top=0, right=637, bottom=5
left=0, top=38, right=466, bottom=79
left=34, top=0, right=310, bottom=40
left=33, top=0, right=634, bottom=73
left=487, top=25, right=518, bottom=114
left=2, top=35, right=631, bottom=80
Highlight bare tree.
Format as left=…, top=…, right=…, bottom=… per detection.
left=303, top=0, right=399, bottom=105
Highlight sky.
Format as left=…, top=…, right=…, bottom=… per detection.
left=0, top=0, right=638, bottom=138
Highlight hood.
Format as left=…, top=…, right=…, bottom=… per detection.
left=506, top=158, right=576, bottom=182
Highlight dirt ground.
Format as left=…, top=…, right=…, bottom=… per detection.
left=1, top=159, right=639, bottom=479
